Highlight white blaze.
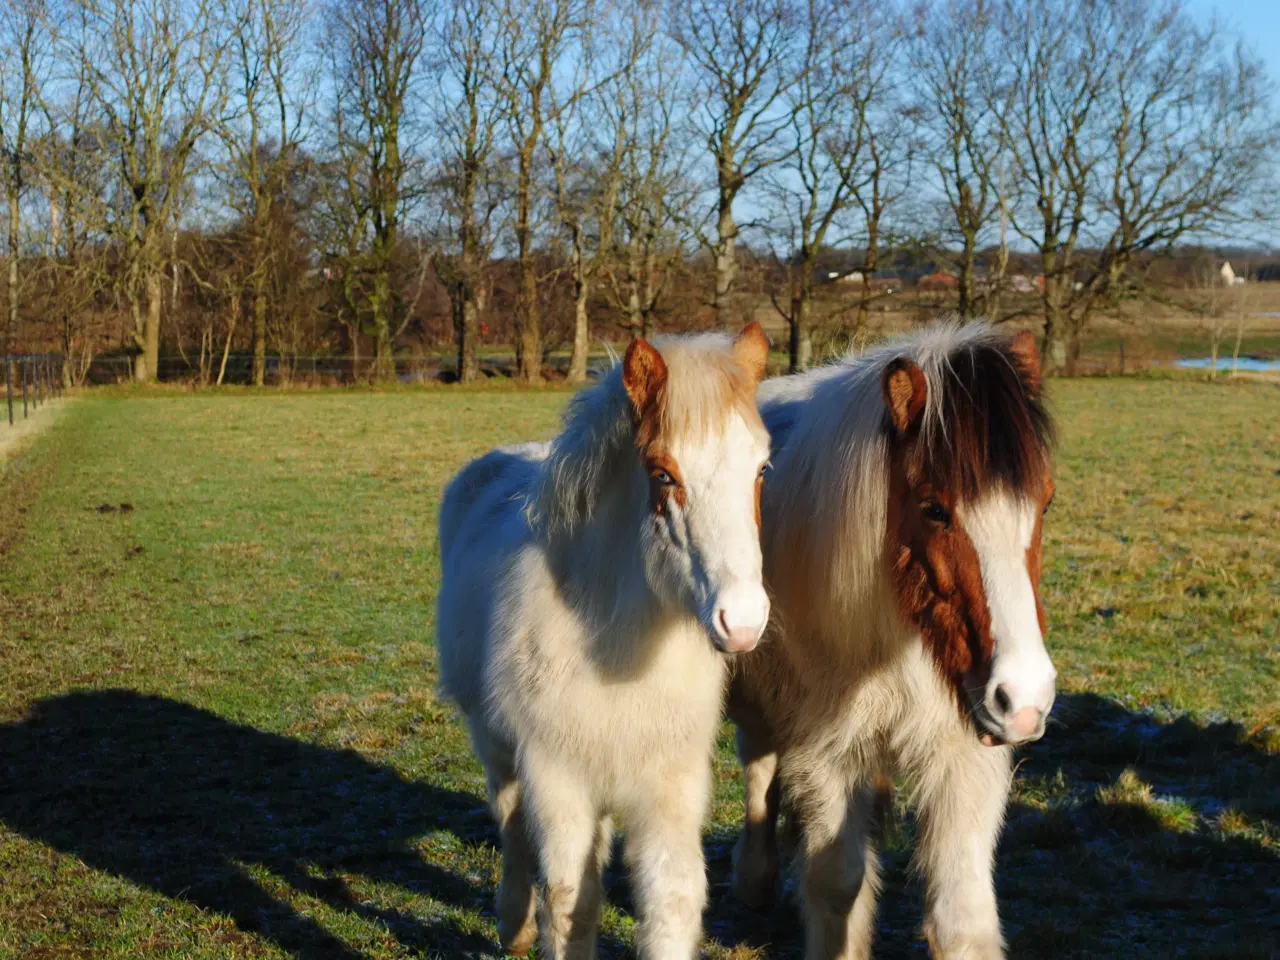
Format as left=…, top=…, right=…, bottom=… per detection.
left=958, top=492, right=1056, bottom=727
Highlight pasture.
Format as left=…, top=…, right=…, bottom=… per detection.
left=0, top=379, right=1276, bottom=959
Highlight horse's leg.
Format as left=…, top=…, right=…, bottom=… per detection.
left=471, top=727, right=538, bottom=955
left=794, top=760, right=881, bottom=960
left=624, top=762, right=710, bottom=960
left=732, top=726, right=781, bottom=908
left=521, top=752, right=611, bottom=960
left=912, top=735, right=1012, bottom=960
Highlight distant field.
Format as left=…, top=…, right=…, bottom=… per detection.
left=0, top=379, right=1276, bottom=958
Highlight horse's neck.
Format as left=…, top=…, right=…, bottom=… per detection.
left=544, top=474, right=662, bottom=638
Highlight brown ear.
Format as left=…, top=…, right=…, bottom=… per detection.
left=732, top=321, right=770, bottom=384
left=622, top=337, right=667, bottom=417
left=1008, top=329, right=1042, bottom=397
left=882, top=358, right=927, bottom=436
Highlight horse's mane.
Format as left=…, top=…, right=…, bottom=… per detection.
left=763, top=322, right=1054, bottom=612
left=528, top=333, right=761, bottom=541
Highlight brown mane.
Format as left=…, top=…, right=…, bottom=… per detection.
left=894, top=334, right=1054, bottom=499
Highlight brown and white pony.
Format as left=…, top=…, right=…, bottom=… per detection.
left=437, top=326, right=772, bottom=959
left=729, top=323, right=1056, bottom=959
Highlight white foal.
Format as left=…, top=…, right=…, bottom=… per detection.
left=728, top=324, right=1057, bottom=959
left=438, top=324, right=771, bottom=959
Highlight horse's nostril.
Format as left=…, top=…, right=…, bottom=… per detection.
left=994, top=684, right=1013, bottom=715
left=718, top=608, right=730, bottom=638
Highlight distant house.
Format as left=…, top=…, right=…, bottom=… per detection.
left=1008, top=274, right=1037, bottom=293
left=822, top=269, right=865, bottom=284
left=918, top=272, right=958, bottom=291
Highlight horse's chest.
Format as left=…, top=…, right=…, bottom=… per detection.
left=500, top=620, right=726, bottom=775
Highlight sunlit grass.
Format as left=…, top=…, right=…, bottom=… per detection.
left=0, top=377, right=1275, bottom=958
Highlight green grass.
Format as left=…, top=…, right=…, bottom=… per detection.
left=0, top=379, right=1276, bottom=959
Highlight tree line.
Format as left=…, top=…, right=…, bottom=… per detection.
left=0, top=0, right=1275, bottom=384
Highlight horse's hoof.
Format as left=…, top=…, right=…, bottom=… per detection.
left=731, top=852, right=780, bottom=909
left=498, top=920, right=538, bottom=957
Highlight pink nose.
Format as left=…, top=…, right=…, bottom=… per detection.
left=1007, top=706, right=1041, bottom=739
left=717, top=610, right=763, bottom=653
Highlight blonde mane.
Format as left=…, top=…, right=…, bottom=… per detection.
left=528, top=333, right=763, bottom=541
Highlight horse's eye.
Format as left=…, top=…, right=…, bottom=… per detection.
left=652, top=470, right=675, bottom=487
left=1042, top=495, right=1054, bottom=516
left=921, top=500, right=950, bottom=525
left=758, top=460, right=772, bottom=478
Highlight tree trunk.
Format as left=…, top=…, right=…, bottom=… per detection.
left=568, top=280, right=589, bottom=384
left=371, top=271, right=394, bottom=382
left=1040, top=300, right=1068, bottom=378
left=957, top=244, right=977, bottom=318
left=567, top=236, right=589, bottom=384
left=856, top=239, right=878, bottom=335
left=714, top=198, right=737, bottom=328
left=6, top=183, right=18, bottom=354
left=252, top=276, right=267, bottom=386
left=516, top=256, right=541, bottom=382
left=135, top=271, right=162, bottom=383
left=218, top=294, right=239, bottom=386
left=1065, top=324, right=1082, bottom=377
left=454, top=283, right=481, bottom=383
left=789, top=292, right=812, bottom=374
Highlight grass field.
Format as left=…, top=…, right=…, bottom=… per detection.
left=0, top=379, right=1277, bottom=959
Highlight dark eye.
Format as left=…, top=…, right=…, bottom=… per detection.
left=758, top=460, right=772, bottom=478
left=1042, top=495, right=1054, bottom=516
left=921, top=500, right=950, bottom=525
left=652, top=470, right=675, bottom=487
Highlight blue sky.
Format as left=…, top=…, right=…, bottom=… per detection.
left=1189, top=1, right=1280, bottom=87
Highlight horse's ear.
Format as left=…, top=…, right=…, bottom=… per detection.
left=882, top=358, right=927, bottom=436
left=622, top=337, right=667, bottom=417
left=732, top=321, right=770, bottom=384
left=1008, top=330, right=1042, bottom=397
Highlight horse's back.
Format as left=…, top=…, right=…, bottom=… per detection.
left=436, top=442, right=546, bottom=712
left=758, top=362, right=847, bottom=453
left=439, top=442, right=547, bottom=562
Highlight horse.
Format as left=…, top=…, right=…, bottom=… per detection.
left=437, top=324, right=773, bottom=960
left=728, top=322, right=1056, bottom=959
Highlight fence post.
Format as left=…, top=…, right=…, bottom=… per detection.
left=5, top=356, right=11, bottom=426
left=22, top=357, right=28, bottom=416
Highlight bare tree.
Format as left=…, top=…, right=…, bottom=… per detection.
left=326, top=0, right=429, bottom=382
left=34, top=3, right=111, bottom=385
left=432, top=0, right=504, bottom=383
left=764, top=0, right=898, bottom=371
left=70, top=0, right=231, bottom=382
left=221, top=0, right=310, bottom=385
left=0, top=0, right=51, bottom=357
left=670, top=0, right=801, bottom=326
left=597, top=6, right=692, bottom=340
left=911, top=0, right=1007, bottom=318
left=996, top=0, right=1278, bottom=375
left=494, top=0, right=591, bottom=382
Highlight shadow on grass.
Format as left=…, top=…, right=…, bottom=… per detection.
left=694, top=692, right=1279, bottom=959
left=0, top=689, right=498, bottom=959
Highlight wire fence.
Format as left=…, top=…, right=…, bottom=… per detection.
left=4, top=354, right=65, bottom=427
left=78, top=351, right=603, bottom=386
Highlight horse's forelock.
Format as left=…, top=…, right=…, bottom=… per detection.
left=910, top=329, right=1055, bottom=500
left=529, top=334, right=764, bottom=541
